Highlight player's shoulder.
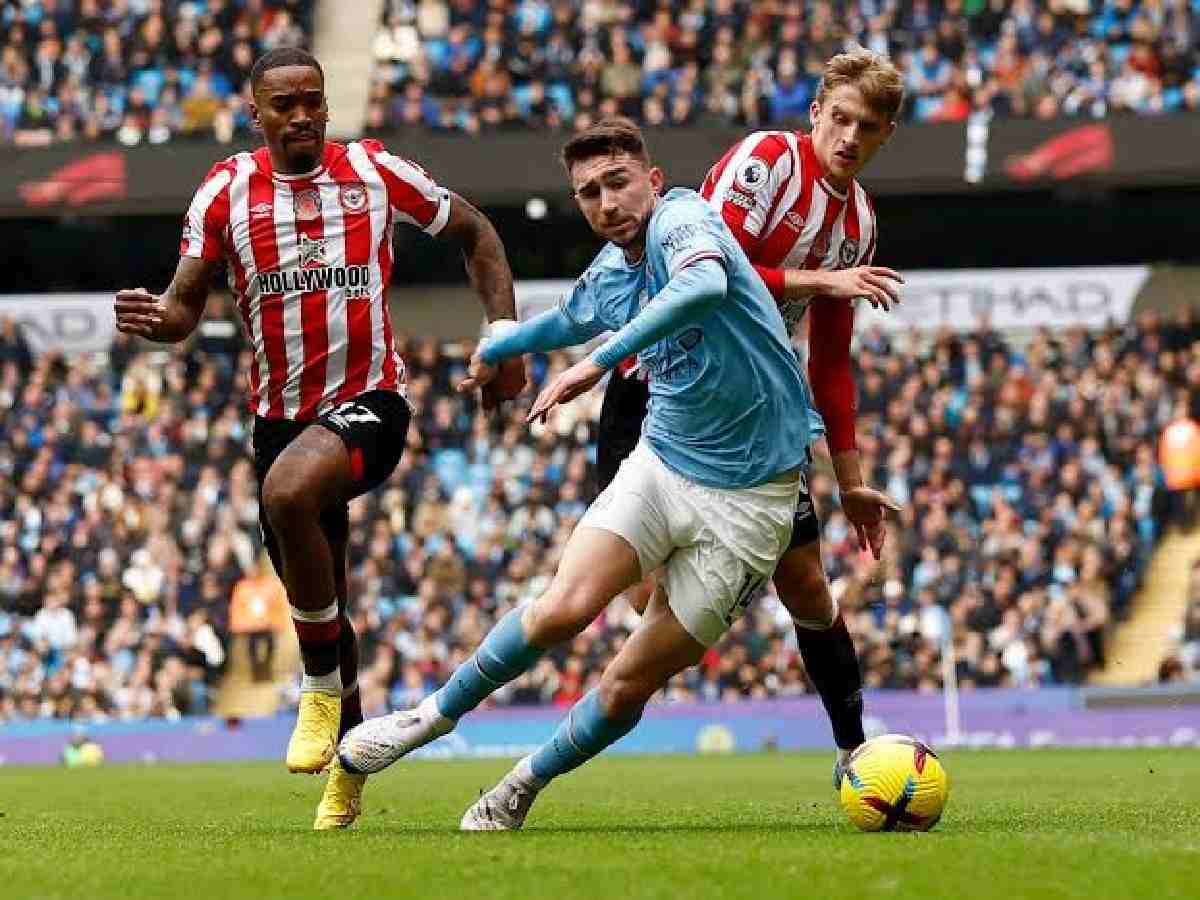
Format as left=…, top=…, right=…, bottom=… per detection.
left=197, top=149, right=256, bottom=186
left=733, top=129, right=798, bottom=161
left=650, top=188, right=722, bottom=242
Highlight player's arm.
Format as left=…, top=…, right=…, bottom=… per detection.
left=114, top=256, right=219, bottom=343
left=457, top=300, right=606, bottom=395
left=525, top=258, right=727, bottom=424
left=768, top=264, right=902, bottom=309
left=437, top=192, right=526, bottom=409
left=438, top=193, right=517, bottom=325
left=808, top=296, right=900, bottom=558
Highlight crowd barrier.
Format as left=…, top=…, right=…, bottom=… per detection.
left=3, top=688, right=1197, bottom=766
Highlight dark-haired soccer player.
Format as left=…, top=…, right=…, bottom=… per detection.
left=339, top=117, right=851, bottom=830
left=113, top=48, right=524, bottom=828
left=599, top=49, right=906, bottom=785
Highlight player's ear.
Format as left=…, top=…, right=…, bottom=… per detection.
left=809, top=100, right=821, bottom=129
left=648, top=166, right=665, bottom=196
left=249, top=100, right=262, bottom=132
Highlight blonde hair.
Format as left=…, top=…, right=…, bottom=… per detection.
left=816, top=48, right=905, bottom=122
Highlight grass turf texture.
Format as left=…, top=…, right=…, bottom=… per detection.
left=2, top=750, right=1197, bottom=900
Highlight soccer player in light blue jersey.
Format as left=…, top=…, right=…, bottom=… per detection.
left=338, top=119, right=891, bottom=830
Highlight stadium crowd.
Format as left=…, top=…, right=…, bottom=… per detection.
left=0, top=307, right=1192, bottom=722
left=0, top=0, right=314, bottom=147
left=367, top=0, right=1200, bottom=135
left=3, top=1, right=1199, bottom=147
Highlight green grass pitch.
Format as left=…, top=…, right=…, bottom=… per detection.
left=2, top=750, right=1198, bottom=899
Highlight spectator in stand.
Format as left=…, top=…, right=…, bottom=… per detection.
left=2, top=307, right=1194, bottom=724
left=1, top=0, right=315, bottom=146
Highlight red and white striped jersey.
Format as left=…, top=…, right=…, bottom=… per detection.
left=181, top=139, right=450, bottom=420
left=699, top=130, right=877, bottom=334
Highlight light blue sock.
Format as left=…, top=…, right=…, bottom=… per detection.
left=529, top=689, right=644, bottom=782
left=434, top=607, right=544, bottom=720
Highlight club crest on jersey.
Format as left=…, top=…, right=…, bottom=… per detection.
left=784, top=211, right=804, bottom=231
left=294, top=189, right=321, bottom=222
left=839, top=238, right=859, bottom=268
left=299, top=234, right=328, bottom=268
left=734, top=157, right=770, bottom=194
left=339, top=183, right=368, bottom=213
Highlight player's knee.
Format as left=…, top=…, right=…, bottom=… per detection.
left=261, top=473, right=318, bottom=532
left=596, top=672, right=651, bottom=720
left=523, top=584, right=598, bottom=646
left=776, top=557, right=835, bottom=628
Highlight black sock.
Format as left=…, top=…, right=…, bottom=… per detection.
left=337, top=615, right=363, bottom=739
left=794, top=613, right=865, bottom=750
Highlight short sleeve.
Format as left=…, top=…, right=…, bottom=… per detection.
left=652, top=200, right=726, bottom=280
left=360, top=138, right=452, bottom=236
left=180, top=162, right=232, bottom=261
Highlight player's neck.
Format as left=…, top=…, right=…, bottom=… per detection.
left=268, top=145, right=326, bottom=178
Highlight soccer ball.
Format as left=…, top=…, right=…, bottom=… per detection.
left=839, top=733, right=949, bottom=832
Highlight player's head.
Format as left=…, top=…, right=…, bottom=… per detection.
left=809, top=48, right=903, bottom=184
left=561, top=117, right=664, bottom=250
left=249, top=48, right=328, bottom=174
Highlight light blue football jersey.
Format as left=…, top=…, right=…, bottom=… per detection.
left=560, top=188, right=814, bottom=488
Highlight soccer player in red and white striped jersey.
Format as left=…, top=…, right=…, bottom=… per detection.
left=114, top=48, right=524, bottom=828
left=597, top=50, right=906, bottom=784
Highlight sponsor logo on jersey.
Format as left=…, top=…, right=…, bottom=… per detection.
left=339, top=183, right=368, bottom=213
left=254, top=265, right=371, bottom=297
left=734, top=156, right=770, bottom=194
left=298, top=233, right=328, bottom=268
left=661, top=223, right=699, bottom=256
left=294, top=189, right=321, bottom=222
left=249, top=201, right=273, bottom=219
left=839, top=238, right=860, bottom=268
left=727, top=188, right=756, bottom=211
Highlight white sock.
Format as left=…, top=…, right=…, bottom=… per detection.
left=301, top=671, right=342, bottom=693
left=512, top=755, right=546, bottom=791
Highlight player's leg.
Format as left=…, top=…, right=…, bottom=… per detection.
left=595, top=371, right=656, bottom=614
left=260, top=425, right=355, bottom=773
left=314, top=514, right=368, bottom=830
left=461, top=585, right=706, bottom=830
left=337, top=523, right=645, bottom=774
left=774, top=496, right=866, bottom=780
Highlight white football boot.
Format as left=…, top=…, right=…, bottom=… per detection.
left=460, top=758, right=542, bottom=831
left=336, top=695, right=454, bottom=775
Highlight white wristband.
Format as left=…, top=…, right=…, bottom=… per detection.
left=487, top=318, right=518, bottom=340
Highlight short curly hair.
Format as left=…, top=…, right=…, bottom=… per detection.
left=816, top=48, right=905, bottom=121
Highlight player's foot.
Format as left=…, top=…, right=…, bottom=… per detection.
left=337, top=695, right=454, bottom=775
left=286, top=690, right=341, bottom=774
left=313, top=758, right=366, bottom=830
left=833, top=748, right=853, bottom=790
left=460, top=760, right=541, bottom=832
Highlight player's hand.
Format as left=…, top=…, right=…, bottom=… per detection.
left=481, top=356, right=527, bottom=413
left=114, top=288, right=165, bottom=338
left=457, top=348, right=498, bottom=395
left=839, top=485, right=902, bottom=560
left=821, top=267, right=904, bottom=311
left=527, top=357, right=606, bottom=424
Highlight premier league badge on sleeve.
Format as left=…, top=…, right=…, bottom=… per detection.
left=734, top=157, right=770, bottom=195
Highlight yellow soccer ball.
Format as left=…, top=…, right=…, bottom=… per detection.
left=839, top=733, right=949, bottom=832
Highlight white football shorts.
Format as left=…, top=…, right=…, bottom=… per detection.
left=579, top=441, right=800, bottom=646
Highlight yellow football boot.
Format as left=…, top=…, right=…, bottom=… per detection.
left=314, top=759, right=366, bottom=830
left=286, top=690, right=340, bottom=774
